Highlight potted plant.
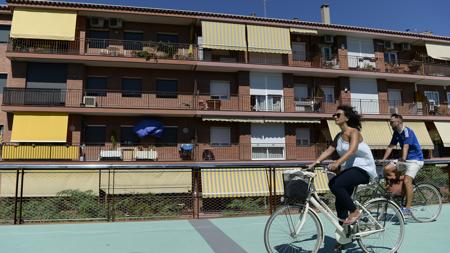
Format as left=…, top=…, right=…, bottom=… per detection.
left=110, top=131, right=118, bottom=150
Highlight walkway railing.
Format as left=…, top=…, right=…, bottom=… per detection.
left=0, top=160, right=448, bottom=224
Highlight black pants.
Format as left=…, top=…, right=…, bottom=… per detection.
left=328, top=167, right=370, bottom=221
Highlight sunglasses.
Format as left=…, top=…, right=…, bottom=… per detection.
left=332, top=113, right=342, bottom=118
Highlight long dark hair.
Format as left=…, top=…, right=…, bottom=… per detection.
left=337, top=105, right=362, bottom=131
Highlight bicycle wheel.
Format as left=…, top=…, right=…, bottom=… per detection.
left=411, top=183, right=442, bottom=222
left=264, top=204, right=323, bottom=253
left=357, top=198, right=404, bottom=253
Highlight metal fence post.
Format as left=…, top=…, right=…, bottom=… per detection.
left=13, top=169, right=19, bottom=224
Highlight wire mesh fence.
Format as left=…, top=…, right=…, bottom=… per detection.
left=0, top=163, right=448, bottom=225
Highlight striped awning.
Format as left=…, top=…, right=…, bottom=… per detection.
left=247, top=25, right=291, bottom=54
left=201, top=168, right=329, bottom=198
left=202, top=117, right=264, bottom=123
left=264, top=118, right=320, bottom=124
left=327, top=120, right=395, bottom=149
left=11, top=8, right=77, bottom=41
left=434, top=122, right=450, bottom=147
left=404, top=122, right=434, bottom=149
left=290, top=28, right=318, bottom=35
left=203, top=117, right=319, bottom=124
left=201, top=21, right=247, bottom=51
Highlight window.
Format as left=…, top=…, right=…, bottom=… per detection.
left=210, top=81, right=230, bottom=100
left=424, top=91, right=440, bottom=104
left=447, top=92, right=450, bottom=108
left=296, top=128, right=310, bottom=146
left=86, top=77, right=107, bottom=96
left=210, top=127, right=230, bottom=146
left=85, top=126, right=106, bottom=145
left=122, top=78, right=142, bottom=97
left=321, top=47, right=332, bottom=60
left=156, top=79, right=178, bottom=98
left=0, top=73, right=7, bottom=94
left=0, top=25, right=11, bottom=43
left=384, top=52, right=398, bottom=65
left=123, top=31, right=144, bottom=50
left=251, top=95, right=282, bottom=111
left=292, top=42, right=306, bottom=61
left=157, top=127, right=178, bottom=146
left=120, top=126, right=140, bottom=145
left=321, top=86, right=335, bottom=103
left=157, top=33, right=178, bottom=43
left=87, top=30, right=109, bottom=48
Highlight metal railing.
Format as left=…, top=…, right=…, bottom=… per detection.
left=0, top=161, right=448, bottom=224
left=7, top=38, right=450, bottom=78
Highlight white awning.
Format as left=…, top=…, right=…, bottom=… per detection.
left=290, top=28, right=318, bottom=35
left=426, top=43, right=450, bottom=61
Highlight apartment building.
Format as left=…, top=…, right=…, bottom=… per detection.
left=0, top=0, right=449, bottom=165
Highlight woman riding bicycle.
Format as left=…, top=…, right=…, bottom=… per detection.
left=308, top=105, right=377, bottom=249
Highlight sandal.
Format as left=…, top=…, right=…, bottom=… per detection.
left=343, top=210, right=362, bottom=225
left=334, top=242, right=345, bottom=252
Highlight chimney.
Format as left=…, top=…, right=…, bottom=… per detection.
left=321, top=4, right=331, bottom=24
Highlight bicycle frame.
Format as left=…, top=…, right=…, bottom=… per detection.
left=295, top=190, right=385, bottom=240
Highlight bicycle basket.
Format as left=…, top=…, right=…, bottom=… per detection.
left=283, top=176, right=309, bottom=204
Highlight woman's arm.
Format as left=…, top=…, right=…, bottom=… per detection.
left=308, top=145, right=336, bottom=168
left=335, top=129, right=359, bottom=166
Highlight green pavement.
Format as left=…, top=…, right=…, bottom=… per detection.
left=0, top=204, right=448, bottom=253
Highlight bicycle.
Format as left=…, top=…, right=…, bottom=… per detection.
left=264, top=167, right=405, bottom=253
left=354, top=160, right=442, bottom=223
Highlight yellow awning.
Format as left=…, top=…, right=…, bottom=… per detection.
left=0, top=170, right=99, bottom=197
left=433, top=122, right=450, bottom=147
left=11, top=8, right=77, bottom=41
left=327, top=120, right=394, bottom=149
left=100, top=170, right=192, bottom=194
left=361, top=121, right=394, bottom=149
left=201, top=21, right=247, bottom=51
left=404, top=122, right=434, bottom=149
left=425, top=43, right=450, bottom=61
left=11, top=112, right=69, bottom=143
left=203, top=117, right=319, bottom=124
left=290, top=28, right=318, bottom=35
left=2, top=145, right=79, bottom=160
left=201, top=168, right=279, bottom=198
left=202, top=117, right=265, bottom=123
left=201, top=168, right=329, bottom=198
left=247, top=25, right=291, bottom=54
left=264, top=118, right=320, bottom=124
left=327, top=120, right=341, bottom=140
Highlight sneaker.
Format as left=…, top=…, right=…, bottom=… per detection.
left=401, top=207, right=412, bottom=218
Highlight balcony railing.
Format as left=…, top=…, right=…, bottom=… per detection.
left=4, top=88, right=448, bottom=116
left=0, top=143, right=326, bottom=162
left=7, top=38, right=450, bottom=78
left=2, top=145, right=79, bottom=160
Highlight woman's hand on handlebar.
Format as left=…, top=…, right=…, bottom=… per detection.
left=327, top=161, right=339, bottom=171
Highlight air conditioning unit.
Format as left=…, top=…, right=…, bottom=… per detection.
left=384, top=41, right=394, bottom=50
left=402, top=43, right=411, bottom=51
left=108, top=18, right=123, bottom=29
left=324, top=35, right=334, bottom=43
left=90, top=17, right=105, bottom=28
left=83, top=96, right=97, bottom=107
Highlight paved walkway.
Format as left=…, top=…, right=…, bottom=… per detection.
left=0, top=204, right=449, bottom=253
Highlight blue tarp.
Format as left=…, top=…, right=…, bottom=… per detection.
left=180, top=143, right=193, bottom=151
left=133, top=120, right=164, bottom=138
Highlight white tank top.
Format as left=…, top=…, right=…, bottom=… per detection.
left=335, top=135, right=377, bottom=179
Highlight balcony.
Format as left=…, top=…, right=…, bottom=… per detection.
left=75, top=143, right=327, bottom=162
left=7, top=38, right=450, bottom=78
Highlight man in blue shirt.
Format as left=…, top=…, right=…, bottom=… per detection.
left=382, top=114, right=424, bottom=216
